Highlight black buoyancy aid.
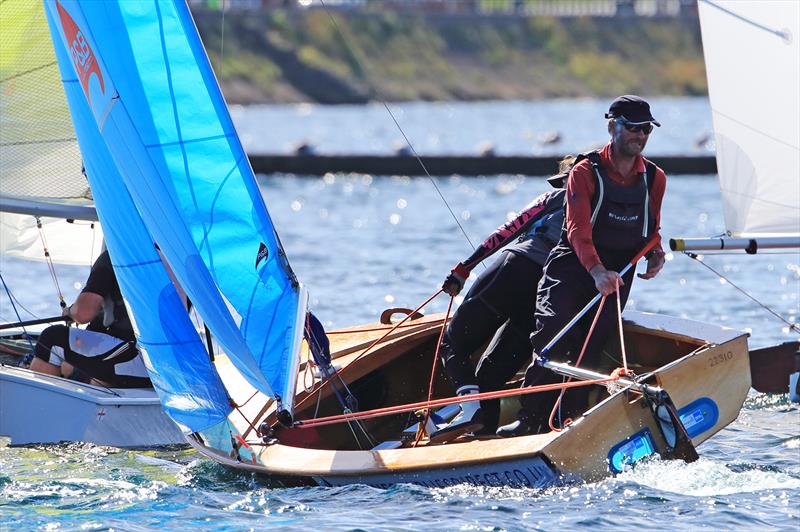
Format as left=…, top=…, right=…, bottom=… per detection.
left=585, top=151, right=657, bottom=252
left=521, top=189, right=566, bottom=246
left=508, top=189, right=566, bottom=265
left=549, top=151, right=657, bottom=271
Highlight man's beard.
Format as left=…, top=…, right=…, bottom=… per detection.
left=618, top=139, right=644, bottom=157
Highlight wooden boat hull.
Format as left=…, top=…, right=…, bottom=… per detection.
left=188, top=310, right=750, bottom=487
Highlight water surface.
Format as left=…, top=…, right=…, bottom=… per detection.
left=1, top=98, right=798, bottom=530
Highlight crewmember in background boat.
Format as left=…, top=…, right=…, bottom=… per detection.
left=497, top=95, right=667, bottom=437
left=29, top=250, right=151, bottom=388
left=430, top=160, right=573, bottom=442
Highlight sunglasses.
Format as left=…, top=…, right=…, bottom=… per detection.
left=617, top=119, right=654, bottom=135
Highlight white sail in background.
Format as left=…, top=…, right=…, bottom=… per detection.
left=0, top=213, right=103, bottom=265
left=1, top=2, right=101, bottom=265
left=697, top=0, right=800, bottom=238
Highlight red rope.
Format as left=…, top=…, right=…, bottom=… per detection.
left=414, top=295, right=454, bottom=447
left=295, top=376, right=619, bottom=429
left=326, top=322, right=433, bottom=335
left=548, top=293, right=608, bottom=432
left=292, top=289, right=443, bottom=412
left=616, top=284, right=629, bottom=372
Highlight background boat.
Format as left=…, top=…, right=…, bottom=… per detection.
left=672, top=0, right=800, bottom=399
left=0, top=1, right=183, bottom=447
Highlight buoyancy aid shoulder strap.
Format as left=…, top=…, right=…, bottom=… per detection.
left=643, top=159, right=657, bottom=192
left=642, top=159, right=657, bottom=238
left=581, top=151, right=605, bottom=226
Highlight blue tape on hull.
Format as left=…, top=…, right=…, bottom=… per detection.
left=608, top=428, right=656, bottom=474
left=678, top=397, right=719, bottom=439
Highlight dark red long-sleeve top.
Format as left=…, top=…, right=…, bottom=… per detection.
left=566, top=142, right=667, bottom=272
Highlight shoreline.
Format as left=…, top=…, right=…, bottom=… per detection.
left=193, top=8, right=708, bottom=106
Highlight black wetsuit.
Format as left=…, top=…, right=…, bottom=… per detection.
left=440, top=189, right=565, bottom=431
left=517, top=155, right=657, bottom=427
left=33, top=251, right=151, bottom=388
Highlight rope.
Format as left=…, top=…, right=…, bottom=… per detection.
left=302, top=356, right=316, bottom=393
left=35, top=217, right=66, bottom=309
left=234, top=390, right=259, bottom=409
left=548, top=294, right=608, bottom=432
left=326, top=321, right=431, bottom=335
left=316, top=0, right=476, bottom=254
left=685, top=252, right=800, bottom=334
left=292, top=289, right=443, bottom=412
left=296, top=376, right=619, bottom=429
left=0, top=272, right=35, bottom=352
left=616, top=283, right=628, bottom=372
left=414, top=295, right=454, bottom=447
left=230, top=400, right=260, bottom=437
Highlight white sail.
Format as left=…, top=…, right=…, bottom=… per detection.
left=0, top=213, right=103, bottom=265
left=697, top=0, right=800, bottom=237
left=0, top=1, right=98, bottom=264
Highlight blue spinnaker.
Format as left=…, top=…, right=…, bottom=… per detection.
left=44, top=0, right=306, bottom=407
left=44, top=2, right=231, bottom=432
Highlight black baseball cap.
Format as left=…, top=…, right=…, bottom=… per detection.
left=605, top=95, right=661, bottom=126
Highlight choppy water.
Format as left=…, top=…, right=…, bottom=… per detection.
left=1, top=99, right=799, bottom=530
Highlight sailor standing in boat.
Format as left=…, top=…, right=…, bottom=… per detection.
left=431, top=162, right=572, bottom=442
left=29, top=250, right=152, bottom=388
left=496, top=95, right=667, bottom=437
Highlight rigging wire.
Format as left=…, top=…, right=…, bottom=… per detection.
left=699, top=0, right=792, bottom=42
left=4, top=289, right=39, bottom=320
left=35, top=217, right=67, bottom=309
left=317, top=0, right=477, bottom=253
left=0, top=272, right=35, bottom=352
left=685, top=251, right=800, bottom=334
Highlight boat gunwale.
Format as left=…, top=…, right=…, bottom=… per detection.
left=194, top=313, right=750, bottom=480
left=0, top=364, right=164, bottom=405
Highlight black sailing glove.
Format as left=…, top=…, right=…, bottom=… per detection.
left=442, top=263, right=471, bottom=297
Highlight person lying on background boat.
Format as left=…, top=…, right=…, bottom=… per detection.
left=496, top=95, right=667, bottom=437
left=430, top=160, right=572, bottom=442
left=29, top=250, right=152, bottom=388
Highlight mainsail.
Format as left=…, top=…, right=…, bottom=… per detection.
left=43, top=0, right=307, bottom=415
left=674, top=0, right=800, bottom=251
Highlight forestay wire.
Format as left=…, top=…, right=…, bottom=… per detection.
left=685, top=251, right=800, bottom=334
left=317, top=0, right=476, bottom=252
